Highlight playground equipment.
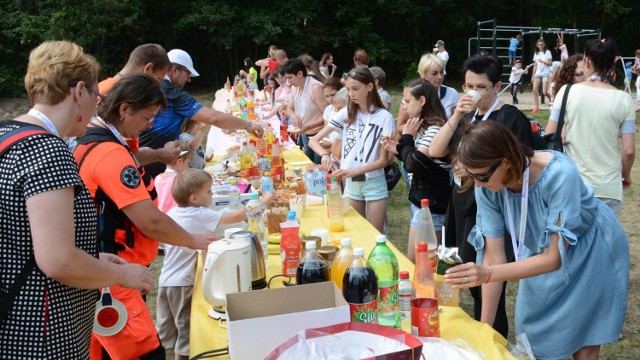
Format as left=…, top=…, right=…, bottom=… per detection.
left=469, top=19, right=600, bottom=84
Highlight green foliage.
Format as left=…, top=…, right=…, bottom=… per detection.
left=2, top=0, right=640, bottom=97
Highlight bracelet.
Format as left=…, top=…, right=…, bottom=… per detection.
left=485, top=265, right=493, bottom=284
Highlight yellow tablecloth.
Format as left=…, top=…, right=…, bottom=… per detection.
left=190, top=147, right=514, bottom=359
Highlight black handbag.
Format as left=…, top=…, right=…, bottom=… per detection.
left=384, top=162, right=402, bottom=191
left=542, top=84, right=572, bottom=152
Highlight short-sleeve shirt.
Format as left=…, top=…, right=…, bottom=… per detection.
left=416, top=125, right=450, bottom=170
left=509, top=38, right=519, bottom=51
left=139, top=79, right=203, bottom=150
left=77, top=136, right=159, bottom=265
left=0, top=121, right=98, bottom=358
left=377, top=88, right=392, bottom=108
left=439, top=85, right=460, bottom=119
left=550, top=84, right=636, bottom=201
left=160, top=206, right=222, bottom=287
left=179, top=132, right=205, bottom=169
left=155, top=170, right=178, bottom=213
left=533, top=50, right=553, bottom=77
left=329, top=107, right=395, bottom=178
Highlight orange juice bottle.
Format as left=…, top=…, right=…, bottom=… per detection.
left=331, top=238, right=353, bottom=290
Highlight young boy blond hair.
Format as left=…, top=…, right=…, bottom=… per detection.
left=156, top=169, right=248, bottom=360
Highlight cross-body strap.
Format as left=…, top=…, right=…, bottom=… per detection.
left=0, top=124, right=52, bottom=324
left=551, top=84, right=572, bottom=150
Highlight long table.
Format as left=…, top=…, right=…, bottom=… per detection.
left=189, top=146, right=515, bottom=359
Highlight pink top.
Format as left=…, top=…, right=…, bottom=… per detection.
left=559, top=44, right=569, bottom=61
left=155, top=170, right=178, bottom=213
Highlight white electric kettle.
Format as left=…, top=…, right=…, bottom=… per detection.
left=202, top=239, right=252, bottom=320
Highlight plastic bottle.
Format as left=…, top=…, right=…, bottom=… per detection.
left=411, top=242, right=439, bottom=337
left=415, top=199, right=438, bottom=272
left=343, top=247, right=378, bottom=324
left=398, top=271, right=411, bottom=320
left=265, top=124, right=274, bottom=157
left=270, top=139, right=284, bottom=185
left=296, top=241, right=329, bottom=285
left=225, top=99, right=232, bottom=114
left=327, top=177, right=344, bottom=232
left=225, top=76, right=231, bottom=92
left=240, top=141, right=252, bottom=179
left=280, top=211, right=301, bottom=276
left=248, top=142, right=259, bottom=179
left=260, top=171, right=274, bottom=193
left=330, top=238, right=354, bottom=291
left=228, top=179, right=241, bottom=208
left=246, top=193, right=268, bottom=267
left=367, top=235, right=400, bottom=328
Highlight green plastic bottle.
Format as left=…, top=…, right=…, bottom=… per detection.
left=366, top=235, right=400, bottom=328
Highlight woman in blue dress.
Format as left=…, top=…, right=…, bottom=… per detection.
left=444, top=121, right=628, bottom=360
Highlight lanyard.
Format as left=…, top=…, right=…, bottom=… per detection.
left=28, top=109, right=59, bottom=137
left=503, top=165, right=530, bottom=261
left=471, top=97, right=500, bottom=122
left=93, top=116, right=128, bottom=147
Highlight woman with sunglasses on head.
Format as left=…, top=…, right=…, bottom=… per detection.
left=546, top=39, right=635, bottom=217
left=73, top=74, right=215, bottom=360
left=429, top=54, right=546, bottom=338
left=445, top=121, right=628, bottom=360
left=309, top=67, right=395, bottom=233
left=0, top=40, right=153, bottom=359
left=381, top=79, right=451, bottom=262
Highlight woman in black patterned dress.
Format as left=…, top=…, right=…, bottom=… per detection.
left=0, top=40, right=152, bottom=359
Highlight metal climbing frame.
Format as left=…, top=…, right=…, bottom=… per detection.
left=468, top=19, right=600, bottom=83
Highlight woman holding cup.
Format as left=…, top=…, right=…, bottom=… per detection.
left=429, top=54, right=545, bottom=338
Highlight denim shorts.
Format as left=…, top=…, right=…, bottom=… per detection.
left=410, top=203, right=445, bottom=233
left=345, top=174, right=388, bottom=201
left=508, top=49, right=516, bottom=60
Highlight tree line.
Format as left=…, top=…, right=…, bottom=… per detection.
left=1, top=0, right=636, bottom=97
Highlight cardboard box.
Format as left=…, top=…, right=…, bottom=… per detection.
left=226, top=282, right=350, bottom=359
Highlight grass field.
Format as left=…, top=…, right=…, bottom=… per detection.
left=148, top=86, right=640, bottom=359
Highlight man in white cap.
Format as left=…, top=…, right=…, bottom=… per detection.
left=140, top=48, right=264, bottom=177
left=433, top=40, right=449, bottom=82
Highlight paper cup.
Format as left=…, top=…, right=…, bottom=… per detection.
left=289, top=199, right=304, bottom=217
left=341, top=195, right=351, bottom=213
left=465, top=89, right=482, bottom=110
left=311, top=228, right=329, bottom=247
left=224, top=227, right=244, bottom=239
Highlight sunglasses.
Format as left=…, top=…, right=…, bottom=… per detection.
left=464, top=162, right=501, bottom=182
left=341, top=70, right=359, bottom=79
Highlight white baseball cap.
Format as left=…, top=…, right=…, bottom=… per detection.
left=167, top=49, right=199, bottom=77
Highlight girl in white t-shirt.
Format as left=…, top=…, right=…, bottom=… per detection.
left=309, top=67, right=394, bottom=233
left=531, top=38, right=553, bottom=113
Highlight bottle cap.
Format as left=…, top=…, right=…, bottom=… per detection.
left=231, top=179, right=238, bottom=185
left=305, top=241, right=316, bottom=250
left=421, top=199, right=430, bottom=207
left=287, top=210, right=297, bottom=220
left=353, top=247, right=364, bottom=256
left=417, top=242, right=428, bottom=251
left=340, top=238, right=352, bottom=246
left=399, top=271, right=410, bottom=279
left=331, top=177, right=337, bottom=183
left=375, top=235, right=387, bottom=243
left=265, top=171, right=271, bottom=176
left=250, top=193, right=259, bottom=200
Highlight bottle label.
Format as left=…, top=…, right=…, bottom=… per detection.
left=427, top=249, right=438, bottom=273
left=411, top=298, right=440, bottom=337
left=349, top=300, right=377, bottom=323
left=399, top=294, right=411, bottom=313
left=378, top=283, right=399, bottom=316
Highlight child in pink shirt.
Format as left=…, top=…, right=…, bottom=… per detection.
left=156, top=140, right=193, bottom=214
